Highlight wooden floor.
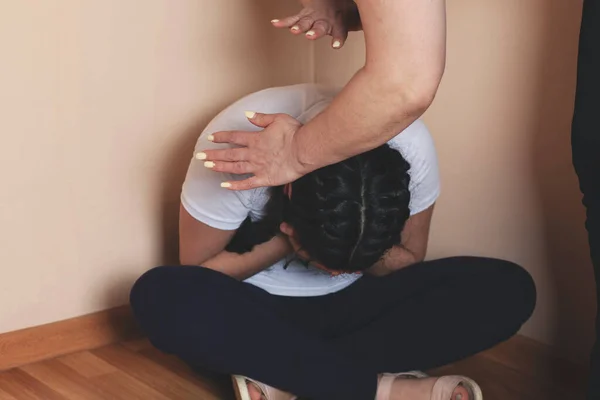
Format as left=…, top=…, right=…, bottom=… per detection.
left=0, top=338, right=587, bottom=400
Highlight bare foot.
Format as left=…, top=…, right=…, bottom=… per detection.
left=387, top=377, right=470, bottom=400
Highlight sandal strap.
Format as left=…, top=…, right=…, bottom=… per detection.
left=376, top=371, right=429, bottom=400
left=245, top=378, right=296, bottom=400
left=431, top=375, right=477, bottom=400
left=377, top=373, right=479, bottom=400
left=375, top=375, right=396, bottom=400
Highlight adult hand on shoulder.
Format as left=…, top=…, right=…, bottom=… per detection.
left=271, top=0, right=362, bottom=49
left=198, top=112, right=307, bottom=191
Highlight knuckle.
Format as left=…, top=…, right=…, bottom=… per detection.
left=228, top=132, right=239, bottom=144
left=233, top=163, right=246, bottom=174
left=299, top=17, right=313, bottom=26
left=247, top=137, right=258, bottom=148
left=224, top=149, right=235, bottom=161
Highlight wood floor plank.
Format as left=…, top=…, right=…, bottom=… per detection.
left=0, top=306, right=141, bottom=371
left=57, top=351, right=117, bottom=378
left=121, top=338, right=153, bottom=353
left=20, top=359, right=111, bottom=400
left=0, top=337, right=585, bottom=400
left=138, top=346, right=234, bottom=399
left=0, top=387, right=18, bottom=400
left=480, top=336, right=588, bottom=395
left=89, top=371, right=171, bottom=400
left=430, top=353, right=583, bottom=400
left=92, top=344, right=220, bottom=400
left=0, top=369, right=64, bottom=400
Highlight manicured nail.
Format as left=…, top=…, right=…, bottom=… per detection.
left=271, top=19, right=279, bottom=23
left=221, top=182, right=232, bottom=188
left=207, top=134, right=214, bottom=142
left=195, top=152, right=207, bottom=160
left=204, top=161, right=215, bottom=168
left=332, top=40, right=341, bottom=48
left=245, top=111, right=256, bottom=119
left=455, top=395, right=462, bottom=400
left=306, top=30, right=316, bottom=37
left=291, top=26, right=300, bottom=31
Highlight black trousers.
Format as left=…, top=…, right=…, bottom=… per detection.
left=130, top=257, right=535, bottom=400
left=573, top=2, right=600, bottom=398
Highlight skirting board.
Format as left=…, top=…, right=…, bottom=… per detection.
left=0, top=306, right=142, bottom=371
left=480, top=334, right=589, bottom=394
left=0, top=305, right=590, bottom=391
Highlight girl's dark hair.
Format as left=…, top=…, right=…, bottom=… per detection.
left=225, top=144, right=411, bottom=272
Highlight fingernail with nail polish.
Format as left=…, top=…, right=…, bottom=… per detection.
left=221, top=182, right=232, bottom=188
left=291, top=26, right=300, bottom=31
left=207, top=135, right=214, bottom=142
left=271, top=19, right=279, bottom=23
left=195, top=152, right=207, bottom=160
left=245, top=111, right=256, bottom=119
left=204, top=161, right=215, bottom=168
left=333, top=40, right=341, bottom=48
left=306, top=30, right=315, bottom=37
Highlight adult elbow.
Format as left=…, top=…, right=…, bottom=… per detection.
left=395, top=81, right=439, bottom=118
left=366, top=67, right=442, bottom=118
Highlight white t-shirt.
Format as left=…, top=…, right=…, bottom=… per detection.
left=181, top=84, right=440, bottom=297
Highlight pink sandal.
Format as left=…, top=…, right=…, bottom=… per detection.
left=376, top=372, right=483, bottom=400
left=232, top=375, right=296, bottom=400
left=232, top=371, right=429, bottom=400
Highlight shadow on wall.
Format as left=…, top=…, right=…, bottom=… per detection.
left=157, top=118, right=211, bottom=265
left=153, top=1, right=304, bottom=265
left=530, top=0, right=595, bottom=364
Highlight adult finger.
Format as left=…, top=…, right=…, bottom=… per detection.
left=204, top=160, right=255, bottom=175
left=221, top=175, right=265, bottom=191
left=199, top=147, right=250, bottom=162
left=208, top=130, right=255, bottom=146
left=331, top=23, right=348, bottom=49
left=291, top=17, right=314, bottom=34
left=245, top=111, right=279, bottom=128
left=306, top=20, right=330, bottom=40
left=271, top=14, right=302, bottom=29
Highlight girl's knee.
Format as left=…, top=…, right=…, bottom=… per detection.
left=447, top=257, right=537, bottom=323
left=129, top=265, right=223, bottom=353
left=505, top=262, right=537, bottom=321
left=130, top=266, right=182, bottom=311
left=481, top=259, right=537, bottom=323
left=129, top=266, right=219, bottom=330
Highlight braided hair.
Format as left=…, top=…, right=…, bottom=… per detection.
left=226, top=144, right=411, bottom=272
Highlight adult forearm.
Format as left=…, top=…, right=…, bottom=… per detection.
left=294, top=68, right=433, bottom=171
left=202, top=236, right=292, bottom=280
left=293, top=0, right=446, bottom=173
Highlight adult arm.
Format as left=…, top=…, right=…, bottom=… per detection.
left=179, top=205, right=292, bottom=280
left=293, top=0, right=446, bottom=170
left=204, top=0, right=446, bottom=190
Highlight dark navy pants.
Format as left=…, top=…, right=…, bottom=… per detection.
left=130, top=257, right=535, bottom=400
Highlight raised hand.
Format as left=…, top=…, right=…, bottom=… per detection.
left=271, top=0, right=362, bottom=49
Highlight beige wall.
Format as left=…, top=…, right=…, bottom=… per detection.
left=1, top=0, right=594, bottom=365
left=316, top=0, right=592, bottom=363
left=0, top=0, right=311, bottom=334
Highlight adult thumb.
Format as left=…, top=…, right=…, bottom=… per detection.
left=245, top=111, right=277, bottom=128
